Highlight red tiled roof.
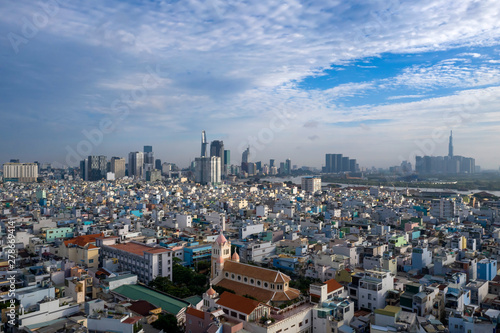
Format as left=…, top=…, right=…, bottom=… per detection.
left=216, top=278, right=300, bottom=303
left=186, top=307, right=205, bottom=319
left=325, top=278, right=343, bottom=294
left=64, top=233, right=103, bottom=247
left=223, top=261, right=291, bottom=283
left=122, top=316, right=141, bottom=324
left=216, top=292, right=261, bottom=315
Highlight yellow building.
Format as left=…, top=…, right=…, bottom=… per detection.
left=335, top=268, right=354, bottom=284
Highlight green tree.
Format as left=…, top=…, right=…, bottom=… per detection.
left=152, top=313, right=182, bottom=333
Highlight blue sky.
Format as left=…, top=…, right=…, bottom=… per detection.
left=1, top=0, right=500, bottom=169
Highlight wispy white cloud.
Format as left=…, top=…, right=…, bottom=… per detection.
left=387, top=95, right=426, bottom=100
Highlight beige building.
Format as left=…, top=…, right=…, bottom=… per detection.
left=60, top=234, right=101, bottom=269
left=110, top=157, right=126, bottom=178
left=3, top=163, right=38, bottom=182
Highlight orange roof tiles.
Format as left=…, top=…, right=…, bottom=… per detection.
left=216, top=292, right=261, bottom=315
left=223, top=261, right=291, bottom=283
left=325, top=278, right=343, bottom=293
left=206, top=287, right=217, bottom=296
left=186, top=307, right=205, bottom=320
left=122, top=316, right=141, bottom=324
left=63, top=233, right=103, bottom=248
left=216, top=279, right=300, bottom=303
left=108, top=243, right=169, bottom=256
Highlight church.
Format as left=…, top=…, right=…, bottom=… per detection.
left=210, top=233, right=301, bottom=306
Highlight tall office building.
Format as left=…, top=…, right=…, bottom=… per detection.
left=325, top=154, right=333, bottom=173
left=285, top=159, right=292, bottom=175
left=448, top=130, right=453, bottom=158
left=341, top=157, right=350, bottom=172
left=195, top=157, right=221, bottom=185
left=128, top=152, right=144, bottom=179
left=279, top=162, right=286, bottom=174
left=241, top=147, right=250, bottom=172
left=201, top=130, right=208, bottom=157
left=269, top=159, right=275, bottom=168
left=110, top=157, right=126, bottom=178
left=3, top=163, right=38, bottom=182
left=143, top=145, right=154, bottom=173
left=335, top=154, right=343, bottom=172
left=349, top=159, right=357, bottom=172
left=155, top=159, right=162, bottom=170
left=88, top=156, right=107, bottom=181
left=223, top=150, right=230, bottom=175
left=210, top=140, right=224, bottom=158
left=80, top=160, right=88, bottom=180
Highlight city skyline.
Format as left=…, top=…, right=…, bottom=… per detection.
left=2, top=1, right=500, bottom=168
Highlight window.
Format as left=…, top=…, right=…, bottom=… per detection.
left=264, top=282, right=268, bottom=288
left=257, top=281, right=261, bottom=286
left=244, top=277, right=248, bottom=283
left=225, top=272, right=229, bottom=278
left=231, top=274, right=235, bottom=279
left=250, top=279, right=254, bottom=284
left=89, top=259, right=94, bottom=263
left=237, top=275, right=241, bottom=281
left=239, top=314, right=245, bottom=320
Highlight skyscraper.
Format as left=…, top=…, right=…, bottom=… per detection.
left=448, top=130, right=453, bottom=157
left=110, top=157, right=126, bottom=178
left=201, top=130, right=208, bottom=157
left=335, top=154, right=343, bottom=173
left=285, top=158, right=292, bottom=175
left=128, top=152, right=144, bottom=179
left=341, top=157, right=350, bottom=172
left=87, top=155, right=107, bottom=181
left=155, top=159, right=162, bottom=170
left=80, top=160, right=88, bottom=180
left=241, top=147, right=250, bottom=172
left=210, top=140, right=224, bottom=158
left=223, top=150, right=230, bottom=175
left=195, top=156, right=221, bottom=184
left=143, top=145, right=154, bottom=174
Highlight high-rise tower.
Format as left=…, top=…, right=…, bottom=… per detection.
left=241, top=147, right=250, bottom=172
left=201, top=130, right=208, bottom=157
left=448, top=130, right=453, bottom=157
left=210, top=140, right=224, bottom=158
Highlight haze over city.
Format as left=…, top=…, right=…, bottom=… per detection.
left=2, top=1, right=500, bottom=169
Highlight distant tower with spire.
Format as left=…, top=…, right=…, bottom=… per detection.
left=448, top=130, right=453, bottom=157
left=201, top=130, right=208, bottom=157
